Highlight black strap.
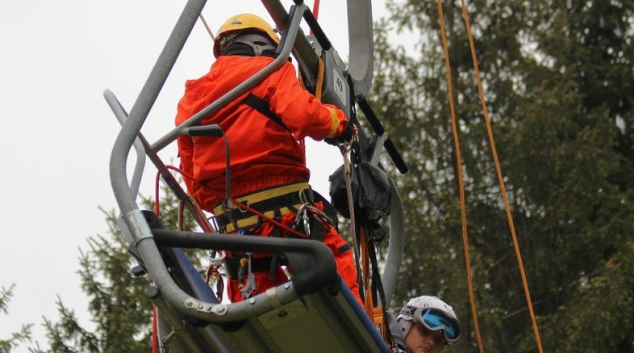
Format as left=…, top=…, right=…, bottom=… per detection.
left=222, top=43, right=279, bottom=58
left=270, top=208, right=283, bottom=280
left=225, top=256, right=287, bottom=278
left=366, top=219, right=389, bottom=318
left=313, top=191, right=338, bottom=230
left=243, top=93, right=290, bottom=131
left=215, top=191, right=302, bottom=229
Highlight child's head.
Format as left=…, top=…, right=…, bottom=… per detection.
left=397, top=296, right=461, bottom=352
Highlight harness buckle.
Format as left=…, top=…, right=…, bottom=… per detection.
left=241, top=253, right=257, bottom=299
left=298, top=187, right=314, bottom=204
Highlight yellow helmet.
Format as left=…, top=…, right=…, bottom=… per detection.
left=214, top=13, right=279, bottom=58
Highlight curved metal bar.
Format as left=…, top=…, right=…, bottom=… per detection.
left=111, top=0, right=206, bottom=214
left=381, top=178, right=405, bottom=308
left=110, top=1, right=316, bottom=326
left=347, top=0, right=374, bottom=96
left=103, top=89, right=145, bottom=199
left=151, top=3, right=308, bottom=153
left=106, top=88, right=213, bottom=232
left=152, top=229, right=338, bottom=299
left=146, top=228, right=338, bottom=323
left=262, top=0, right=320, bottom=88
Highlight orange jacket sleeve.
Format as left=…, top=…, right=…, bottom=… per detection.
left=258, top=62, right=349, bottom=141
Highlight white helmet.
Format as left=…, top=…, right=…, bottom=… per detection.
left=397, top=295, right=461, bottom=344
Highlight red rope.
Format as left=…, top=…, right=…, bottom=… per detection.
left=165, top=165, right=308, bottom=238
left=154, top=171, right=161, bottom=216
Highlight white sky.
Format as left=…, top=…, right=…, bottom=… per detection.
left=0, top=0, right=391, bottom=349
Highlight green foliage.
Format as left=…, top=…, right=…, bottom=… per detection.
left=374, top=0, right=634, bottom=351
left=18, top=1, right=634, bottom=351
left=0, top=285, right=32, bottom=353
left=35, top=209, right=153, bottom=353
left=35, top=181, right=201, bottom=353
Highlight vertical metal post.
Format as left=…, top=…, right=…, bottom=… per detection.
left=111, top=0, right=207, bottom=214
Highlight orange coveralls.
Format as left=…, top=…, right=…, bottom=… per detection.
left=175, top=55, right=362, bottom=305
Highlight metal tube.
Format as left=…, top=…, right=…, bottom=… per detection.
left=112, top=3, right=308, bottom=324
left=147, top=287, right=206, bottom=353
left=261, top=0, right=320, bottom=85
left=381, top=180, right=405, bottom=308
left=151, top=3, right=307, bottom=152
left=107, top=87, right=213, bottom=231
left=111, top=0, right=206, bottom=214
left=103, top=89, right=145, bottom=198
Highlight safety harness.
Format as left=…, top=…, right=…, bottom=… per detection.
left=215, top=182, right=341, bottom=299
left=213, top=181, right=307, bottom=233
left=208, top=89, right=343, bottom=299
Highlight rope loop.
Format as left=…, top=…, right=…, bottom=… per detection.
left=438, top=1, right=545, bottom=351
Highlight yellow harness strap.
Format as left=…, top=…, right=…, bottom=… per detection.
left=213, top=182, right=309, bottom=233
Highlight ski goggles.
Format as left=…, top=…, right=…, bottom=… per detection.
left=401, top=306, right=460, bottom=344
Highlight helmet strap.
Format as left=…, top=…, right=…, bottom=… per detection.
left=396, top=317, right=414, bottom=341
left=221, top=32, right=277, bottom=57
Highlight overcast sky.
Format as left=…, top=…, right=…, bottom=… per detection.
left=0, top=0, right=391, bottom=349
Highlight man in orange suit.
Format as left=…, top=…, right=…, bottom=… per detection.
left=175, top=13, right=361, bottom=305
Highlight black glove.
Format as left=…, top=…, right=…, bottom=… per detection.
left=324, top=123, right=353, bottom=146
left=324, top=137, right=339, bottom=146
left=340, top=123, right=353, bottom=141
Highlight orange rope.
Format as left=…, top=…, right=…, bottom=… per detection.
left=315, top=58, right=325, bottom=100
left=437, top=1, right=485, bottom=352
left=459, top=1, right=544, bottom=351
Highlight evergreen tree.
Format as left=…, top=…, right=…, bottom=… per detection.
left=372, top=0, right=634, bottom=351
left=23, top=2, right=634, bottom=351
left=0, top=285, right=32, bottom=353
left=35, top=184, right=201, bottom=353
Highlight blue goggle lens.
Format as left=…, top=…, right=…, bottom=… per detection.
left=420, top=310, right=458, bottom=340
